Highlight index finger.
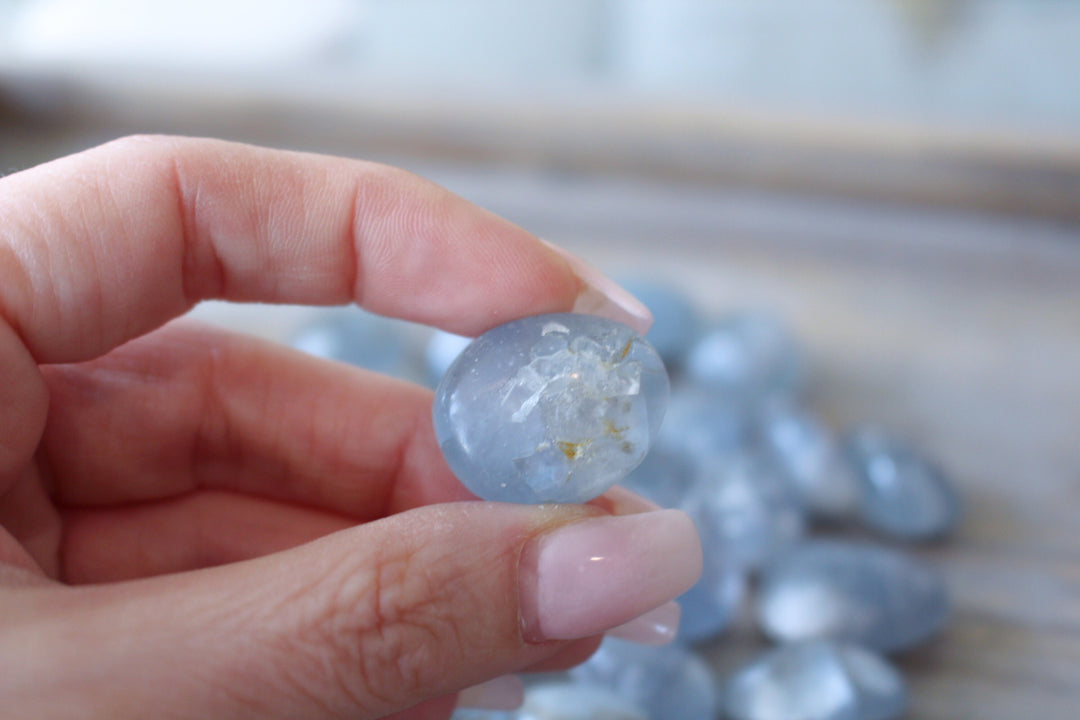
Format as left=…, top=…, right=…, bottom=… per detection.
left=0, top=135, right=650, bottom=366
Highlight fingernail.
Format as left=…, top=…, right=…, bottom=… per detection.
left=519, top=510, right=702, bottom=642
left=541, top=239, right=653, bottom=336
left=608, top=601, right=681, bottom=646
left=457, top=675, right=525, bottom=711
left=595, top=485, right=663, bottom=516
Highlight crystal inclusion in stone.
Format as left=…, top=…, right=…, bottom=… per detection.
left=433, top=313, right=669, bottom=504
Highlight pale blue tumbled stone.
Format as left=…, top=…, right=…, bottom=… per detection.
left=685, top=311, right=804, bottom=401
left=758, top=404, right=861, bottom=520
left=515, top=684, right=649, bottom=720
left=756, top=540, right=949, bottom=653
left=433, top=313, right=669, bottom=504
left=725, top=640, right=908, bottom=720
left=570, top=637, right=720, bottom=720
left=620, top=441, right=747, bottom=642
left=683, top=451, right=806, bottom=571
left=655, top=381, right=751, bottom=463
left=671, top=451, right=801, bottom=642
left=844, top=427, right=961, bottom=540
left=619, top=278, right=702, bottom=366
left=619, top=445, right=696, bottom=512
left=425, top=329, right=474, bottom=387
left=289, top=308, right=413, bottom=379
left=676, top=550, right=747, bottom=642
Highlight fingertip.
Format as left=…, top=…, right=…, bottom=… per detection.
left=589, top=485, right=662, bottom=516
left=518, top=636, right=605, bottom=673
left=540, top=240, right=653, bottom=336
left=519, top=509, right=702, bottom=643
left=607, top=601, right=681, bottom=646
left=456, top=675, right=525, bottom=711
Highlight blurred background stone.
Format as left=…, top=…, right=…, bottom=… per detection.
left=756, top=540, right=949, bottom=653
left=570, top=637, right=720, bottom=720
left=844, top=426, right=962, bottom=540
left=725, top=640, right=907, bottom=720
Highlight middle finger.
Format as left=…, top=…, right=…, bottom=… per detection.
left=42, top=320, right=473, bottom=516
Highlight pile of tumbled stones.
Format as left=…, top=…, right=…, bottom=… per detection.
left=288, top=278, right=961, bottom=720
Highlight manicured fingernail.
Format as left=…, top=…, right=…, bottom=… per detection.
left=596, top=485, right=663, bottom=516
left=608, top=601, right=681, bottom=645
left=457, top=675, right=525, bottom=711
left=541, top=239, right=653, bottom=336
left=519, top=510, right=702, bottom=642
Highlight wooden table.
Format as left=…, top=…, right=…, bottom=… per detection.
left=4, top=108, right=1080, bottom=718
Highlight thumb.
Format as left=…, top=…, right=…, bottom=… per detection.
left=4, top=503, right=701, bottom=719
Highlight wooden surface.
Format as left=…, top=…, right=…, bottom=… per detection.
left=4, top=122, right=1080, bottom=718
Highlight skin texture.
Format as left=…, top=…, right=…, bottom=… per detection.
left=0, top=136, right=671, bottom=719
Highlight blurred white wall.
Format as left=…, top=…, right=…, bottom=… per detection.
left=2, top=0, right=1078, bottom=131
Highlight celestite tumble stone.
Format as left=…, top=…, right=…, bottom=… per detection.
left=676, top=547, right=747, bottom=642
left=683, top=451, right=806, bottom=571
left=656, top=381, right=751, bottom=463
left=758, top=404, right=861, bottom=520
left=570, top=637, right=720, bottom=720
left=515, top=684, right=649, bottom=720
left=618, top=278, right=702, bottom=366
left=685, top=311, right=804, bottom=401
left=757, top=540, right=949, bottom=653
left=725, top=640, right=908, bottom=720
left=672, top=451, right=801, bottom=641
left=620, top=443, right=747, bottom=641
left=433, top=313, right=669, bottom=504
left=844, top=427, right=961, bottom=540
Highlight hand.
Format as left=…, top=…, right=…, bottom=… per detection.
left=0, top=137, right=702, bottom=719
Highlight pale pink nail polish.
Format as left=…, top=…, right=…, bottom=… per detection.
left=457, top=675, right=525, bottom=711
left=607, top=601, right=681, bottom=646
left=519, top=510, right=702, bottom=642
left=541, top=239, right=653, bottom=336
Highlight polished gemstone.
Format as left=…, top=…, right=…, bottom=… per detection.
left=656, top=381, right=751, bottom=463
left=571, top=637, right=720, bottom=720
left=619, top=445, right=696, bottom=511
left=844, top=428, right=961, bottom=540
left=515, top=683, right=649, bottom=720
left=620, top=424, right=748, bottom=642
left=433, top=313, right=669, bottom=504
left=676, top=548, right=747, bottom=642
left=757, top=540, right=949, bottom=653
left=685, top=311, right=804, bottom=400
left=621, top=433, right=748, bottom=641
left=725, top=640, right=908, bottom=720
left=758, top=404, right=861, bottom=519
left=683, top=451, right=805, bottom=571
left=289, top=307, right=413, bottom=378
left=425, top=329, right=474, bottom=387
left=619, top=278, right=702, bottom=366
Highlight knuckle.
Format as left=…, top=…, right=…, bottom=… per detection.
left=276, top=542, right=466, bottom=714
